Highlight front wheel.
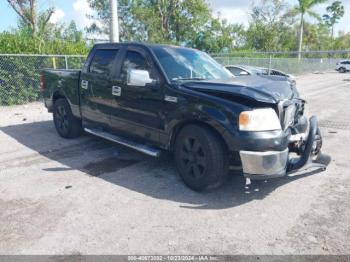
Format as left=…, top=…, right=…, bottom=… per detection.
left=174, top=125, right=228, bottom=191
left=339, top=67, right=346, bottom=73
left=53, top=98, right=82, bottom=138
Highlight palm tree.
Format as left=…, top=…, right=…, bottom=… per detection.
left=292, top=0, right=328, bottom=59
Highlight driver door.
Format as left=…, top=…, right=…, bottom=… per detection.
left=109, top=47, right=164, bottom=145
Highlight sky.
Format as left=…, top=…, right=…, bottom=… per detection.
left=0, top=0, right=349, bottom=34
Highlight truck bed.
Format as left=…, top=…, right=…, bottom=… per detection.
left=41, top=69, right=81, bottom=117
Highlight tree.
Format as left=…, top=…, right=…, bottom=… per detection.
left=323, top=1, right=345, bottom=39
left=63, top=21, right=83, bottom=42
left=87, top=0, right=222, bottom=47
left=131, top=0, right=211, bottom=44
left=193, top=18, right=243, bottom=52
left=289, top=0, right=328, bottom=59
left=245, top=0, right=296, bottom=51
left=87, top=0, right=136, bottom=41
left=6, top=0, right=54, bottom=37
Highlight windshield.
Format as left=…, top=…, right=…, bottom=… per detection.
left=152, top=46, right=233, bottom=81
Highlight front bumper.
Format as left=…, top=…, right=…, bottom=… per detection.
left=240, top=116, right=325, bottom=180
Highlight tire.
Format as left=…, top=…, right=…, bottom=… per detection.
left=174, top=125, right=228, bottom=191
left=339, top=67, right=346, bottom=73
left=53, top=98, right=82, bottom=138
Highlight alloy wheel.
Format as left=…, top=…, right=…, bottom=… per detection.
left=55, top=105, right=69, bottom=134
left=179, top=137, right=207, bottom=178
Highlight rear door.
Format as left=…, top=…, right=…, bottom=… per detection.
left=109, top=46, right=165, bottom=144
left=80, top=48, right=120, bottom=129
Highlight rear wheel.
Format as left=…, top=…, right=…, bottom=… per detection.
left=174, top=125, right=228, bottom=191
left=53, top=98, right=82, bottom=138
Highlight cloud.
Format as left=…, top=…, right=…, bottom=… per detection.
left=207, top=0, right=349, bottom=33
left=207, top=0, right=252, bottom=27
left=207, top=0, right=251, bottom=9
left=49, top=8, right=65, bottom=24
left=72, top=0, right=93, bottom=28
left=71, top=0, right=107, bottom=39
left=215, top=7, right=250, bottom=27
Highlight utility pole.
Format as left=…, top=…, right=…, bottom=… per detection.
left=109, top=0, right=119, bottom=42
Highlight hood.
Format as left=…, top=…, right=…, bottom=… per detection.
left=181, top=75, right=299, bottom=104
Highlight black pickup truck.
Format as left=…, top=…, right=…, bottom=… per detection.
left=41, top=42, right=325, bottom=191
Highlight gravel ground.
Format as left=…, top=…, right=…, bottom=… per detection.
left=0, top=72, right=349, bottom=255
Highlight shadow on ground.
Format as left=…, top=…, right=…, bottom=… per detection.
left=0, top=120, right=331, bottom=210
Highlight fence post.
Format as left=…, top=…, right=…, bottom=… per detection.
left=65, top=55, right=69, bottom=69
left=268, top=53, right=272, bottom=75
left=52, top=57, right=56, bottom=69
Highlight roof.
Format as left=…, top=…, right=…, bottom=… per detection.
left=93, top=42, right=196, bottom=51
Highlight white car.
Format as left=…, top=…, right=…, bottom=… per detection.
left=336, top=60, right=350, bottom=73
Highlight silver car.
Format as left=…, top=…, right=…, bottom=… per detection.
left=226, top=65, right=296, bottom=85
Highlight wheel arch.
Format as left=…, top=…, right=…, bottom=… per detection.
left=169, top=120, right=228, bottom=153
left=52, top=91, right=66, bottom=104
left=52, top=90, right=81, bottom=119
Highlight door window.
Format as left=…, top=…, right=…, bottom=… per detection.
left=89, top=49, right=118, bottom=76
left=120, top=51, right=151, bottom=81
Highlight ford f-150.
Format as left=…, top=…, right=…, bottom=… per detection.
left=41, top=43, right=325, bottom=191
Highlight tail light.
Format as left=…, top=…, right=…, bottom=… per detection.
left=40, top=75, right=45, bottom=90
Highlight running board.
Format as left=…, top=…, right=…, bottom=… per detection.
left=84, top=128, right=161, bottom=157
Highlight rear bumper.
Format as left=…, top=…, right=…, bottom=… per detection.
left=240, top=116, right=325, bottom=180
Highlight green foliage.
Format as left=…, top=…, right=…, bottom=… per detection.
left=289, top=0, right=329, bottom=56
left=0, top=56, right=41, bottom=105
left=0, top=31, right=89, bottom=54
left=6, top=0, right=54, bottom=37
left=0, top=28, right=88, bottom=106
left=333, top=33, right=350, bottom=50
left=244, top=0, right=296, bottom=51
left=193, top=19, right=244, bottom=52
left=87, top=0, right=239, bottom=52
left=323, top=1, right=345, bottom=39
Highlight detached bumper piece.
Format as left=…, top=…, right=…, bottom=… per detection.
left=240, top=116, right=326, bottom=180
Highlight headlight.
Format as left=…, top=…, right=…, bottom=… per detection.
left=239, top=108, right=281, bottom=131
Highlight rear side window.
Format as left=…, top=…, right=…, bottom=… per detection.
left=271, top=70, right=285, bottom=77
left=89, top=49, right=118, bottom=76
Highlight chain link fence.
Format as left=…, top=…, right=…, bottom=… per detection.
left=0, top=54, right=85, bottom=106
left=0, top=50, right=349, bottom=106
left=212, top=50, right=350, bottom=75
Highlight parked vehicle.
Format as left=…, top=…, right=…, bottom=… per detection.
left=41, top=43, right=325, bottom=191
left=225, top=65, right=296, bottom=86
left=335, top=60, right=350, bottom=73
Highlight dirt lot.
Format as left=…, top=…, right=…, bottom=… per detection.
left=0, top=72, right=350, bottom=255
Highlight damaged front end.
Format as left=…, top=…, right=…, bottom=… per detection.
left=179, top=79, right=326, bottom=179
left=240, top=99, right=326, bottom=180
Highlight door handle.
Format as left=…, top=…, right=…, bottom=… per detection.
left=112, top=86, right=122, bottom=96
left=81, top=80, right=88, bottom=89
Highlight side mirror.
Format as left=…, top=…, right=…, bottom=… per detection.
left=127, top=69, right=154, bottom=87
left=239, top=71, right=249, bottom=76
